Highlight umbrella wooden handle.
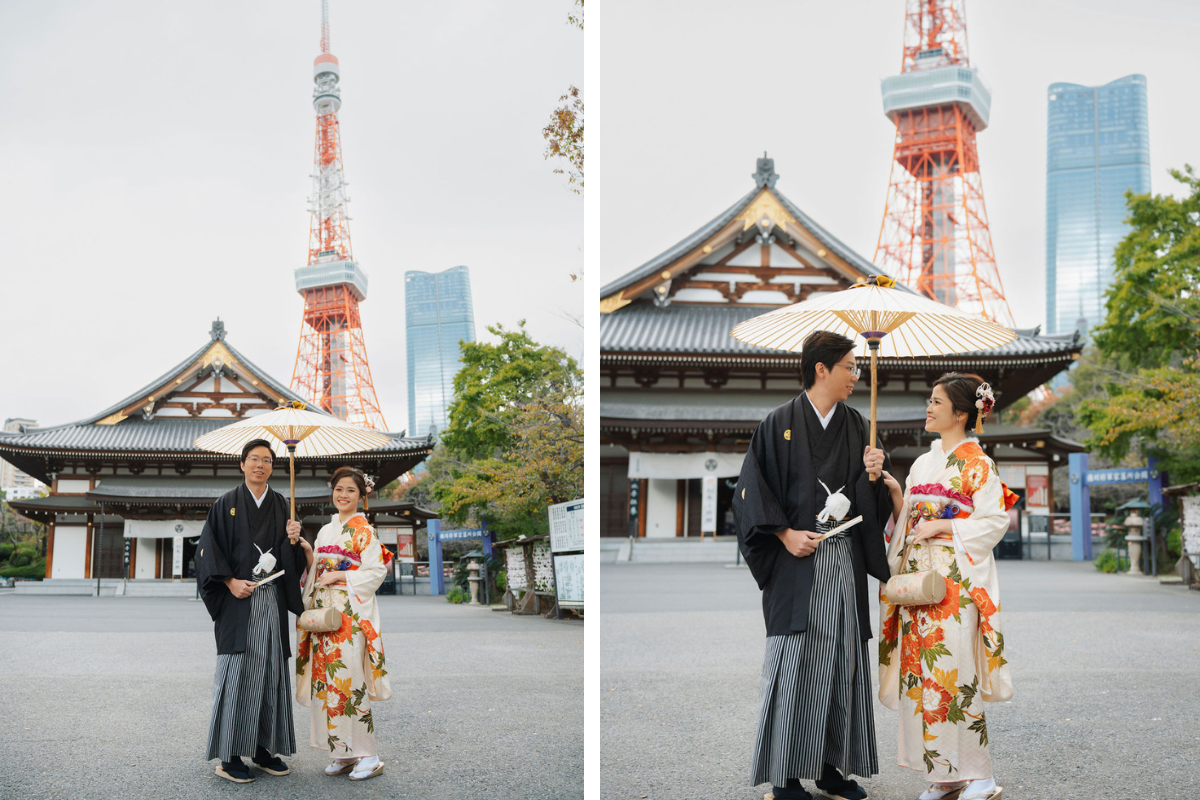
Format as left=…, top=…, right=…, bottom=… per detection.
left=288, top=446, right=296, bottom=522
left=868, top=340, right=879, bottom=482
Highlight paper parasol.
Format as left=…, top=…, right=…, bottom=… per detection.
left=729, top=276, right=1016, bottom=477
left=193, top=400, right=391, bottom=520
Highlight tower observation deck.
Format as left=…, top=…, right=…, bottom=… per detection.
left=290, top=0, right=385, bottom=430
left=873, top=0, right=1014, bottom=326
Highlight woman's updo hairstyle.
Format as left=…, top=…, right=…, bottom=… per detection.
left=329, top=466, right=367, bottom=509
left=932, top=372, right=988, bottom=434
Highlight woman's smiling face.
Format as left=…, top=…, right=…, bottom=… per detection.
left=925, top=384, right=962, bottom=434
left=332, top=477, right=361, bottom=513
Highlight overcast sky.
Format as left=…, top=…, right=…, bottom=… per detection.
left=0, top=0, right=582, bottom=431
left=599, top=0, right=1200, bottom=330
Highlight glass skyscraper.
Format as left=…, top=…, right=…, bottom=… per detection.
left=405, top=265, right=476, bottom=437
left=1045, top=74, right=1150, bottom=337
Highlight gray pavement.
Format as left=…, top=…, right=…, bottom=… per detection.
left=601, top=559, right=1200, bottom=800
left=0, top=593, right=582, bottom=799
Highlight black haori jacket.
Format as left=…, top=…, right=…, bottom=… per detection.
left=194, top=484, right=304, bottom=657
left=733, top=396, right=892, bottom=640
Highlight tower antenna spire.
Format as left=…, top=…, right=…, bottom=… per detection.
left=875, top=0, right=1014, bottom=325
left=290, top=0, right=387, bottom=430
left=320, top=0, right=330, bottom=54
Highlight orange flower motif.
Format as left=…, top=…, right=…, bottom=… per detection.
left=900, top=630, right=922, bottom=678
left=969, top=586, right=997, bottom=632
left=952, top=441, right=985, bottom=461
left=1001, top=483, right=1020, bottom=511
left=297, top=633, right=310, bottom=661
left=960, top=457, right=992, bottom=497
left=913, top=610, right=945, bottom=650
left=325, top=611, right=355, bottom=645
left=324, top=682, right=348, bottom=717
left=359, top=618, right=380, bottom=644
left=880, top=606, right=899, bottom=642
left=925, top=575, right=960, bottom=622
left=920, top=678, right=953, bottom=726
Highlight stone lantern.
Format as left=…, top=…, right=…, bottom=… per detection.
left=463, top=549, right=485, bottom=605
left=1124, top=510, right=1146, bottom=577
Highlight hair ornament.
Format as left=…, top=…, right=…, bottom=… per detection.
left=974, top=382, right=995, bottom=434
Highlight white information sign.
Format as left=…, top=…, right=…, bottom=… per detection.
left=549, top=499, right=585, bottom=553
left=552, top=553, right=584, bottom=605
left=172, top=535, right=184, bottom=578
left=701, top=476, right=718, bottom=533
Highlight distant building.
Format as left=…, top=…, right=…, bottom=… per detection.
left=1045, top=74, right=1150, bottom=337
left=405, top=266, right=476, bottom=437
left=1, top=418, right=45, bottom=497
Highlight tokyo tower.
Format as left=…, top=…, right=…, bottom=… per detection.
left=291, top=0, right=387, bottom=430
left=873, top=0, right=1015, bottom=326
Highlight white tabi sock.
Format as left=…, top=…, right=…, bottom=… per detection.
left=961, top=778, right=998, bottom=799
left=919, top=782, right=967, bottom=800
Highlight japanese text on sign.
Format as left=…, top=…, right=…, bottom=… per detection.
left=549, top=499, right=584, bottom=553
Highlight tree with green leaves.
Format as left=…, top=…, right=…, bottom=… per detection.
left=429, top=323, right=582, bottom=539
left=1075, top=166, right=1200, bottom=482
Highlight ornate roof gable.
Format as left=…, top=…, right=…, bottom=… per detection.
left=600, top=155, right=898, bottom=313
left=85, top=319, right=305, bottom=427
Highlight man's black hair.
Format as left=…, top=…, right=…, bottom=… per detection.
left=799, top=330, right=857, bottom=390
left=240, top=438, right=275, bottom=464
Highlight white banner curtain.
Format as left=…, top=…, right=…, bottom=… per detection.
left=123, top=519, right=206, bottom=539
left=626, top=451, right=746, bottom=480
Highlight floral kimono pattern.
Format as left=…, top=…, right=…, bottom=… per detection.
left=878, top=440, right=1018, bottom=780
left=295, top=514, right=393, bottom=758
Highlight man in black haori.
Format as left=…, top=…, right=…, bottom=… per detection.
left=195, top=438, right=306, bottom=783
left=734, top=330, right=893, bottom=800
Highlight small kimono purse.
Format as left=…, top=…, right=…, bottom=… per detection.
left=884, top=538, right=946, bottom=606
left=298, top=607, right=341, bottom=633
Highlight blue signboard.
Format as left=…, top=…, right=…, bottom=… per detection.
left=438, top=527, right=487, bottom=542
left=1087, top=468, right=1152, bottom=485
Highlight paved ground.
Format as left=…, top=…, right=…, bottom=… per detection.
left=0, top=593, right=582, bottom=799
left=601, top=559, right=1200, bottom=800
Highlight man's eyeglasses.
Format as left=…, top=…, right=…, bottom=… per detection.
left=834, top=362, right=862, bottom=380
left=244, top=456, right=275, bottom=467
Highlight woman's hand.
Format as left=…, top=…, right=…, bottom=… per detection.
left=317, top=570, right=347, bottom=587
left=911, top=517, right=953, bottom=543
left=298, top=537, right=313, bottom=556
left=881, top=470, right=902, bottom=499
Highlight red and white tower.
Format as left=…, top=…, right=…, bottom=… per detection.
left=291, top=0, right=386, bottom=430
left=874, top=0, right=1015, bottom=326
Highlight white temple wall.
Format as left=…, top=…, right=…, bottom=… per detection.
left=644, top=479, right=678, bottom=538
left=51, top=525, right=87, bottom=579
left=135, top=538, right=157, bottom=579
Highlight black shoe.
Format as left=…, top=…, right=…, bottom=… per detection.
left=216, top=758, right=255, bottom=783
left=770, top=783, right=814, bottom=800
left=815, top=764, right=868, bottom=800
left=252, top=747, right=290, bottom=776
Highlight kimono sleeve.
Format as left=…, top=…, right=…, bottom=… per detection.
left=732, top=421, right=788, bottom=590
left=345, top=524, right=388, bottom=602
left=194, top=500, right=232, bottom=621
left=954, top=454, right=1013, bottom=566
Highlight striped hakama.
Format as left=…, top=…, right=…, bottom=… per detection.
left=205, top=582, right=296, bottom=761
left=751, top=522, right=878, bottom=786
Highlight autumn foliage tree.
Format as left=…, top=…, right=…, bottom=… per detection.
left=1075, top=166, right=1200, bottom=482
left=427, top=323, right=582, bottom=539
left=543, top=1, right=583, bottom=194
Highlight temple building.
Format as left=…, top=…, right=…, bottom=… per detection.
left=600, top=156, right=1084, bottom=540
left=0, top=320, right=433, bottom=582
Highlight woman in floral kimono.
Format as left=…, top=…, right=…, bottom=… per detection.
left=877, top=374, right=1016, bottom=800
left=295, top=467, right=393, bottom=781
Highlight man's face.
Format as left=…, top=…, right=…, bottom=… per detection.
left=240, top=446, right=274, bottom=484
left=820, top=353, right=860, bottom=402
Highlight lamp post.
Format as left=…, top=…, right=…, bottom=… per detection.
left=1124, top=510, right=1146, bottom=577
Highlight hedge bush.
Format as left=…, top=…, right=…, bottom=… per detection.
left=0, top=542, right=14, bottom=561
left=0, top=557, right=45, bottom=579
left=445, top=586, right=468, bottom=604
left=1094, top=549, right=1123, bottom=574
